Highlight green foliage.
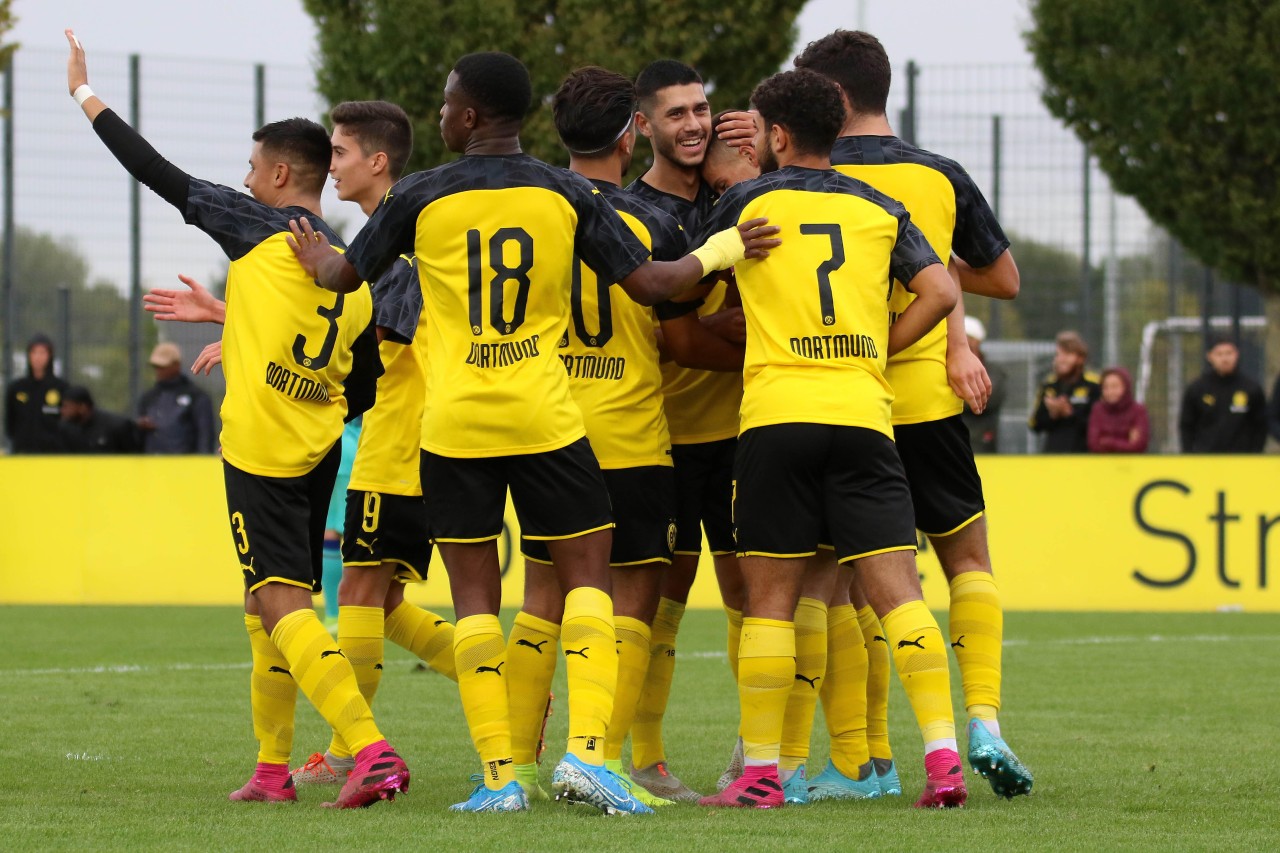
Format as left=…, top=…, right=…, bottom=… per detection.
left=1028, top=0, right=1280, bottom=293
left=302, top=0, right=804, bottom=173
left=5, top=227, right=150, bottom=412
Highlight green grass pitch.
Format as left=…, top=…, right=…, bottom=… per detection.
left=2, top=606, right=1276, bottom=851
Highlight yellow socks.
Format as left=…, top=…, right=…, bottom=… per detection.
left=880, top=600, right=955, bottom=745
left=820, top=604, right=870, bottom=777
left=725, top=605, right=744, bottom=680
left=327, top=605, right=385, bottom=760
left=506, top=610, right=561, bottom=766
left=244, top=614, right=297, bottom=765
left=780, top=598, right=826, bottom=773
left=857, top=604, right=893, bottom=760
left=562, top=586, right=617, bottom=765
left=384, top=599, right=458, bottom=682
left=948, top=571, right=1003, bottom=721
left=737, top=616, right=795, bottom=765
left=454, top=613, right=515, bottom=790
left=605, top=616, right=652, bottom=762
left=270, top=608, right=382, bottom=756
left=630, top=597, right=683, bottom=769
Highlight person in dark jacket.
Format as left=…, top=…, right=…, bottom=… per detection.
left=1029, top=330, right=1101, bottom=453
left=4, top=333, right=70, bottom=453
left=1179, top=338, right=1266, bottom=453
left=1087, top=367, right=1149, bottom=453
left=58, top=385, right=140, bottom=453
left=136, top=341, right=215, bottom=453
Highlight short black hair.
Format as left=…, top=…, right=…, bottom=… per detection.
left=252, top=117, right=332, bottom=195
left=329, top=100, right=414, bottom=179
left=64, top=385, right=94, bottom=407
left=636, top=59, right=702, bottom=112
left=705, top=108, right=744, bottom=163
left=553, top=66, right=636, bottom=156
left=453, top=52, right=532, bottom=123
left=794, top=29, right=892, bottom=117
left=750, top=69, right=845, bottom=157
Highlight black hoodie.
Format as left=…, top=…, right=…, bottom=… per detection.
left=1179, top=367, right=1266, bottom=453
left=4, top=334, right=70, bottom=453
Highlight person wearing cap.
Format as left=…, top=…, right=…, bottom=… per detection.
left=1178, top=337, right=1266, bottom=453
left=1030, top=330, right=1102, bottom=453
left=960, top=316, right=1007, bottom=454
left=58, top=384, right=140, bottom=453
left=136, top=341, right=215, bottom=454
left=4, top=333, right=70, bottom=453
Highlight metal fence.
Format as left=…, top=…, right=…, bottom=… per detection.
left=0, top=47, right=1265, bottom=453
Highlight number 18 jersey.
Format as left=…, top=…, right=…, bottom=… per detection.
left=697, top=165, right=940, bottom=439
left=346, top=155, right=650, bottom=458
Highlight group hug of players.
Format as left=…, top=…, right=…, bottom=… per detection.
left=66, top=25, right=1033, bottom=813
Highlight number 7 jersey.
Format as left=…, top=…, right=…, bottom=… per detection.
left=345, top=155, right=650, bottom=458
left=697, top=165, right=940, bottom=439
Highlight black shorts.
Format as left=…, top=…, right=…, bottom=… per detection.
left=341, top=489, right=433, bottom=582
left=222, top=442, right=340, bottom=594
left=421, top=437, right=613, bottom=542
left=894, top=415, right=986, bottom=536
left=670, top=437, right=737, bottom=556
left=522, top=466, right=676, bottom=567
left=733, top=424, right=916, bottom=564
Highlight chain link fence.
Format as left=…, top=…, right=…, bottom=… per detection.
left=0, top=48, right=1264, bottom=452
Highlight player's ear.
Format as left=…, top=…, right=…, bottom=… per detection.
left=370, top=151, right=388, bottom=176
left=463, top=106, right=479, bottom=131
left=273, top=161, right=289, bottom=188
left=770, top=122, right=788, bottom=154
left=634, top=110, right=652, bottom=140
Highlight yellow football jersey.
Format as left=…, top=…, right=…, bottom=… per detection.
left=698, top=166, right=941, bottom=438
left=346, top=156, right=650, bottom=458
left=831, top=136, right=1009, bottom=426
left=186, top=180, right=374, bottom=477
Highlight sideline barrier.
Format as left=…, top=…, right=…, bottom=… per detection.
left=2, top=455, right=1276, bottom=611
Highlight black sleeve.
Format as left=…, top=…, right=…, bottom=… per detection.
left=1268, top=375, right=1280, bottom=444
left=573, top=183, right=650, bottom=283
left=949, top=165, right=1010, bottom=269
left=346, top=175, right=425, bottom=284
left=654, top=298, right=703, bottom=320
left=1178, top=383, right=1198, bottom=452
left=343, top=319, right=384, bottom=423
left=1248, top=384, right=1268, bottom=451
left=371, top=255, right=422, bottom=345
left=3, top=386, right=15, bottom=441
left=889, top=210, right=943, bottom=291
left=92, top=109, right=190, bottom=211
left=693, top=184, right=750, bottom=246
left=1029, top=380, right=1051, bottom=432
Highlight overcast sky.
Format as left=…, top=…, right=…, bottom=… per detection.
left=16, top=0, right=1034, bottom=68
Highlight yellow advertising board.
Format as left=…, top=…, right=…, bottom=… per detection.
left=1, top=455, right=1276, bottom=611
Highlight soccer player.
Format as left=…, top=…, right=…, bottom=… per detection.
left=502, top=65, right=751, bottom=808
left=289, top=52, right=777, bottom=814
left=65, top=30, right=408, bottom=808
left=794, top=30, right=1032, bottom=801
left=693, top=68, right=964, bottom=810
left=626, top=60, right=748, bottom=803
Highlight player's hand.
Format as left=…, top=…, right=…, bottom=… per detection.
left=716, top=110, right=758, bottom=150
left=144, top=274, right=224, bottom=324
left=65, top=29, right=89, bottom=94
left=191, top=341, right=222, bottom=376
left=702, top=307, right=747, bottom=344
left=738, top=217, right=781, bottom=259
left=947, top=345, right=991, bottom=413
left=286, top=217, right=336, bottom=277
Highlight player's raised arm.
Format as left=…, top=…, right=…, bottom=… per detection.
left=65, top=29, right=191, bottom=212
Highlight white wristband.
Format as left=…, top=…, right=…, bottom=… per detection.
left=72, top=84, right=94, bottom=106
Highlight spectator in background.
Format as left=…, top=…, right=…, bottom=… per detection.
left=1030, top=330, right=1101, bottom=453
left=1179, top=337, right=1266, bottom=453
left=136, top=341, right=215, bottom=453
left=1267, top=372, right=1280, bottom=445
left=960, top=315, right=1006, bottom=453
left=58, top=385, right=140, bottom=453
left=1087, top=367, right=1149, bottom=453
left=4, top=333, right=70, bottom=453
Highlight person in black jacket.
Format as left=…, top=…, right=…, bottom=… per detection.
left=136, top=342, right=214, bottom=453
left=58, top=385, right=140, bottom=453
left=1029, top=330, right=1101, bottom=453
left=1179, top=337, right=1266, bottom=453
left=4, top=333, right=70, bottom=453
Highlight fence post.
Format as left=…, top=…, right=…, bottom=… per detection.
left=254, top=64, right=265, bottom=130
left=1166, top=240, right=1183, bottom=451
left=1081, top=146, right=1092, bottom=345
left=989, top=113, right=1003, bottom=339
left=902, top=60, right=918, bottom=145
left=59, top=285, right=71, bottom=382
left=128, top=54, right=142, bottom=408
left=2, top=56, right=13, bottom=393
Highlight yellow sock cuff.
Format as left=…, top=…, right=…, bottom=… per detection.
left=880, top=599, right=934, bottom=637
left=855, top=604, right=878, bottom=631
left=564, top=586, right=613, bottom=626
left=456, top=613, right=503, bottom=644
left=949, top=570, right=999, bottom=597
left=725, top=606, right=744, bottom=627
left=514, top=609, right=562, bottom=639
left=740, top=617, right=795, bottom=659
left=244, top=613, right=264, bottom=634
left=615, top=615, right=652, bottom=642
left=795, top=597, right=827, bottom=630
left=269, top=607, right=317, bottom=649
left=827, top=603, right=856, bottom=629
left=652, top=597, right=686, bottom=639
left=338, top=605, right=385, bottom=639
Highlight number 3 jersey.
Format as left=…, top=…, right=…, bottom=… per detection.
left=697, top=165, right=940, bottom=439
left=346, top=155, right=650, bottom=458
left=186, top=180, right=375, bottom=477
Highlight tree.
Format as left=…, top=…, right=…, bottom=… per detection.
left=302, top=0, right=806, bottom=173
left=1027, top=0, right=1280, bottom=371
